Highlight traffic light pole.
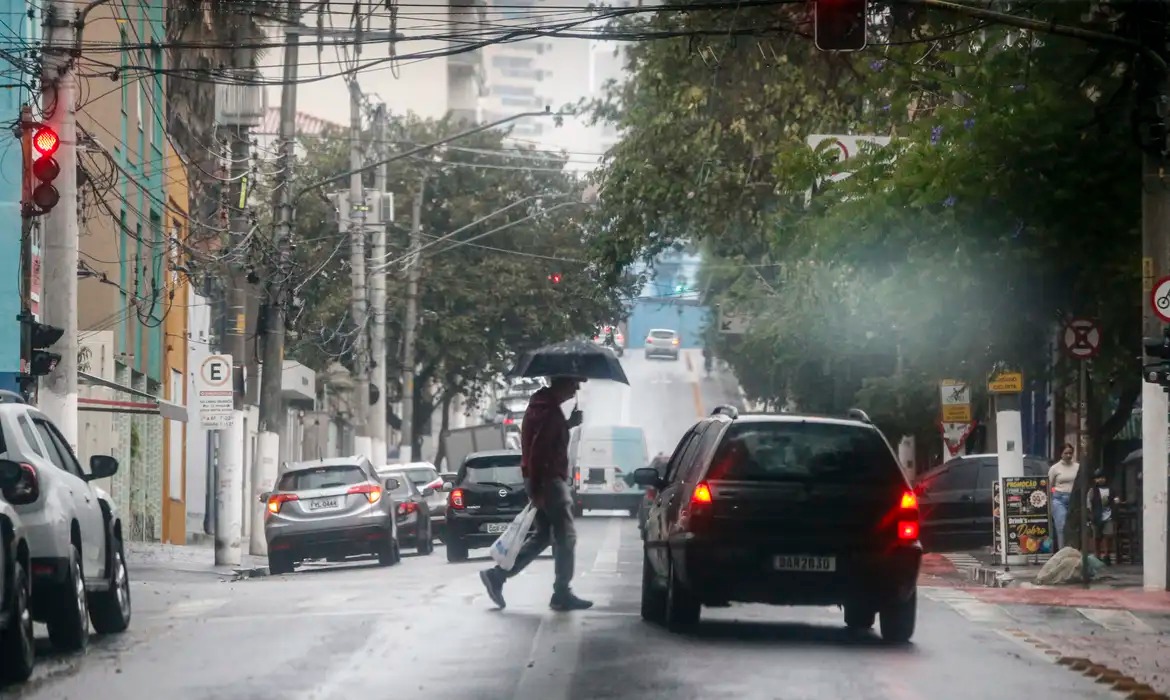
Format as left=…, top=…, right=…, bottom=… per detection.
left=401, top=175, right=426, bottom=461
left=38, top=3, right=79, bottom=449
left=370, top=105, right=388, bottom=466
left=347, top=77, right=371, bottom=460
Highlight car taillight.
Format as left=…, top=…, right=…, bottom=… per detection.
left=691, top=481, right=712, bottom=505
left=646, top=487, right=656, bottom=500
left=449, top=488, right=465, bottom=509
left=574, top=468, right=581, bottom=484
left=897, top=489, right=919, bottom=541
left=397, top=501, right=419, bottom=515
left=1, top=463, right=39, bottom=505
left=267, top=492, right=299, bottom=515
left=348, top=483, right=383, bottom=504
left=503, top=417, right=514, bottom=425
left=672, top=338, right=680, bottom=346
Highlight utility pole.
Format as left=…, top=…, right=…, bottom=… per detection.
left=1142, top=149, right=1170, bottom=592
left=347, top=77, right=371, bottom=460
left=39, top=2, right=79, bottom=450
left=369, top=105, right=389, bottom=466
left=254, top=0, right=301, bottom=557
left=402, top=175, right=426, bottom=460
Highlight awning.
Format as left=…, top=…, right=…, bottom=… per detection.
left=78, top=371, right=188, bottom=422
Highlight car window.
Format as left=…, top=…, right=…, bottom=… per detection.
left=402, top=467, right=437, bottom=485
left=669, top=428, right=707, bottom=484
left=34, top=419, right=85, bottom=478
left=706, top=421, right=903, bottom=485
left=460, top=455, right=524, bottom=486
left=17, top=415, right=42, bottom=456
left=279, top=465, right=366, bottom=491
left=680, top=421, right=725, bottom=483
left=381, top=474, right=415, bottom=497
left=664, top=428, right=699, bottom=482
left=975, top=460, right=999, bottom=491
left=1024, top=458, right=1047, bottom=476
left=926, top=460, right=977, bottom=492
left=650, top=330, right=676, bottom=339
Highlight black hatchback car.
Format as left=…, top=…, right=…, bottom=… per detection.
left=443, top=450, right=527, bottom=563
left=634, top=406, right=922, bottom=642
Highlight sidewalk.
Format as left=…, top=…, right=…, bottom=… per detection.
left=125, top=539, right=267, bottom=578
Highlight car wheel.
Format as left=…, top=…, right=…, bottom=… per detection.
left=47, top=543, right=89, bottom=652
left=627, top=506, right=639, bottom=519
left=664, top=557, right=700, bottom=631
left=418, top=524, right=434, bottom=555
left=377, top=532, right=399, bottom=567
left=879, top=592, right=917, bottom=643
left=0, top=559, right=34, bottom=683
left=446, top=538, right=469, bottom=563
left=639, top=551, right=666, bottom=623
left=844, top=604, right=875, bottom=630
left=89, top=529, right=131, bottom=634
left=268, top=551, right=295, bottom=575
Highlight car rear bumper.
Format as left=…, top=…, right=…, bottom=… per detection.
left=670, top=540, right=922, bottom=608
left=268, top=524, right=394, bottom=558
left=446, top=511, right=523, bottom=548
left=574, top=492, right=642, bottom=511
left=646, top=347, right=679, bottom=358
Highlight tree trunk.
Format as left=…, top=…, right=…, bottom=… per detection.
left=434, top=391, right=454, bottom=469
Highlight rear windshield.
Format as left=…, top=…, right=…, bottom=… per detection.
left=461, top=456, right=524, bottom=486
left=402, top=468, right=437, bottom=485
left=706, top=422, right=902, bottom=485
left=650, top=330, right=676, bottom=339
left=279, top=465, right=366, bottom=491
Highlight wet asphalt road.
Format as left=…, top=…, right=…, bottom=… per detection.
left=3, top=351, right=1122, bottom=699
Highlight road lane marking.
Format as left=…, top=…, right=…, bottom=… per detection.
left=591, top=517, right=622, bottom=573
left=685, top=351, right=693, bottom=372
left=1077, top=607, right=1156, bottom=634
left=164, top=597, right=231, bottom=618
left=691, top=381, right=703, bottom=417
left=513, top=613, right=584, bottom=700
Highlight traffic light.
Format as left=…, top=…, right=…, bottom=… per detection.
left=814, top=0, right=868, bottom=52
left=548, top=272, right=562, bottom=284
left=22, top=123, right=61, bottom=215
left=1143, top=328, right=1170, bottom=389
left=19, top=315, right=63, bottom=396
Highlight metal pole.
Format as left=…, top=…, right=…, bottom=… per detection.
left=369, top=105, right=388, bottom=466
left=217, top=127, right=250, bottom=567
left=1078, top=360, right=1091, bottom=586
left=348, top=78, right=370, bottom=457
left=1142, top=149, right=1170, bottom=592
left=39, top=2, right=79, bottom=449
left=254, top=5, right=300, bottom=556
left=402, top=176, right=425, bottom=460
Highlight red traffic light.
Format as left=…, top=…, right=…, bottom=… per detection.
left=548, top=273, right=562, bottom=284
left=32, top=126, right=59, bottom=157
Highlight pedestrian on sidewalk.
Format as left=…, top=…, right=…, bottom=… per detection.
left=479, top=375, right=593, bottom=612
left=1048, top=444, right=1079, bottom=550
left=1088, top=469, right=1116, bottom=565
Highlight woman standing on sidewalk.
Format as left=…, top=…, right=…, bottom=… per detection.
left=1049, top=444, right=1079, bottom=550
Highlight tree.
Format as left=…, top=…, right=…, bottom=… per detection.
left=279, top=114, right=633, bottom=457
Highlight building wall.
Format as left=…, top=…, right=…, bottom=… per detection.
left=0, top=2, right=39, bottom=393
left=162, top=142, right=189, bottom=543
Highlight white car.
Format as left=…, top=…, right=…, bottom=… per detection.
left=0, top=391, right=130, bottom=652
left=0, top=460, right=33, bottom=683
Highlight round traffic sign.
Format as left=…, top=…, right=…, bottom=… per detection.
left=1152, top=275, right=1170, bottom=323
left=200, top=355, right=232, bottom=387
left=1062, top=318, right=1101, bottom=360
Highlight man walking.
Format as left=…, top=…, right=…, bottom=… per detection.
left=479, top=375, right=593, bottom=611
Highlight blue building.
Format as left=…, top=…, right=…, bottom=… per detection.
left=0, top=3, right=38, bottom=393
left=626, top=247, right=710, bottom=349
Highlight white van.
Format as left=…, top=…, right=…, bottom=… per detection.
left=569, top=425, right=649, bottom=517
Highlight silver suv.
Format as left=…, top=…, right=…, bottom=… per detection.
left=261, top=456, right=401, bottom=574
left=0, top=391, right=129, bottom=654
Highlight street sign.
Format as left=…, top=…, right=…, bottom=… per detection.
left=939, top=420, right=976, bottom=457
left=718, top=308, right=749, bottom=334
left=1062, top=318, right=1101, bottom=360
left=1152, top=275, right=1170, bottom=323
left=195, top=354, right=234, bottom=430
left=939, top=380, right=971, bottom=423
left=988, top=371, right=1024, bottom=394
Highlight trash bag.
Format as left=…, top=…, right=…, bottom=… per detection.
left=489, top=504, right=538, bottom=572
left=1035, top=546, right=1105, bottom=585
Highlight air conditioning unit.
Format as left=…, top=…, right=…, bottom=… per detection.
left=214, top=69, right=266, bottom=127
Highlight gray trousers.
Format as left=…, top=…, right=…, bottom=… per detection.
left=503, top=478, right=577, bottom=594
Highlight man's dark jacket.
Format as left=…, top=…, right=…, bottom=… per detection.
left=520, top=387, right=570, bottom=492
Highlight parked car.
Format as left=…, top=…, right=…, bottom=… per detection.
left=379, top=469, right=435, bottom=555
left=385, top=462, right=446, bottom=538
left=443, top=450, right=527, bottom=563
left=0, top=459, right=33, bottom=683
left=644, top=328, right=681, bottom=360
left=915, top=453, right=1049, bottom=551
left=0, top=390, right=129, bottom=653
left=635, top=406, right=921, bottom=641
left=262, top=456, right=400, bottom=574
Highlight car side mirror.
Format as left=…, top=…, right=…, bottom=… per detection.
left=421, top=486, right=436, bottom=497
left=0, top=459, right=22, bottom=488
left=259, top=492, right=272, bottom=504
left=384, top=477, right=401, bottom=491
left=633, top=467, right=661, bottom=488
left=88, top=454, right=119, bottom=480
left=441, top=481, right=454, bottom=493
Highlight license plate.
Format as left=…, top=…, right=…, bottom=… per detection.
left=308, top=497, right=340, bottom=511
left=774, top=555, right=836, bottom=572
left=484, top=523, right=509, bottom=534
left=587, top=469, right=606, bottom=484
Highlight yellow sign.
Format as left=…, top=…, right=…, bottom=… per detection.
left=942, top=404, right=972, bottom=423
left=988, top=372, right=1024, bottom=394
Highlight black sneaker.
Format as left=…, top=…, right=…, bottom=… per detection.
left=480, top=569, right=507, bottom=610
left=550, top=591, right=593, bottom=611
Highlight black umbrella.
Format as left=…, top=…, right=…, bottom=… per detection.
left=510, top=338, right=630, bottom=385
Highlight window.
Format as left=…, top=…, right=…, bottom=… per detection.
left=650, top=330, right=677, bottom=339
left=664, top=428, right=699, bottom=483
left=924, top=461, right=976, bottom=492
left=492, top=84, right=535, bottom=97
left=706, top=421, right=903, bottom=485
left=975, top=460, right=999, bottom=491
left=278, top=465, right=366, bottom=491
left=33, top=419, right=84, bottom=479
left=459, top=455, right=524, bottom=486
left=17, top=415, right=42, bottom=456
left=399, top=467, right=438, bottom=487
left=382, top=475, right=414, bottom=497
left=492, top=55, right=532, bottom=69
left=681, top=421, right=726, bottom=483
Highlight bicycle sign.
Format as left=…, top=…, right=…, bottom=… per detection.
left=1152, top=275, right=1170, bottom=323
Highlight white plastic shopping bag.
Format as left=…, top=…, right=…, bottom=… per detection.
left=490, top=504, right=538, bottom=571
